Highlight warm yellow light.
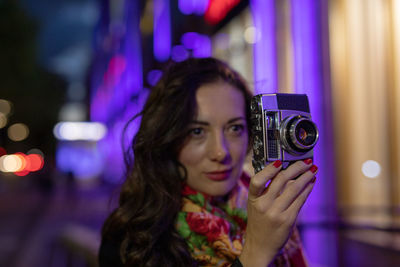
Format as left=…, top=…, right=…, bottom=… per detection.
left=244, top=26, right=261, bottom=44
left=0, top=99, right=12, bottom=116
left=0, top=155, right=6, bottom=172
left=0, top=113, right=7, bottom=129
left=1, top=155, right=23, bottom=172
left=14, top=153, right=27, bottom=172
left=8, top=123, right=29, bottom=141
left=394, top=0, right=400, bottom=32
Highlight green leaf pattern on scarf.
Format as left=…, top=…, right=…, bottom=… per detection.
left=177, top=185, right=248, bottom=266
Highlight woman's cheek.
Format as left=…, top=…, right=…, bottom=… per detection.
left=232, top=136, right=249, bottom=156
left=183, top=142, right=207, bottom=164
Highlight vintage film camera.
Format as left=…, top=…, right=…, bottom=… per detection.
left=251, top=93, right=319, bottom=173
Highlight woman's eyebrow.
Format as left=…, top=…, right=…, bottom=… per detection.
left=189, top=120, right=209, bottom=126
left=190, top=117, right=246, bottom=125
left=227, top=117, right=246, bottom=124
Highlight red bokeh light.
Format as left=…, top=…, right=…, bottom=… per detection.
left=0, top=147, right=6, bottom=157
left=0, top=152, right=44, bottom=176
left=25, top=154, right=44, bottom=172
left=204, top=0, right=240, bottom=25
left=103, top=55, right=127, bottom=87
left=15, top=170, right=30, bottom=176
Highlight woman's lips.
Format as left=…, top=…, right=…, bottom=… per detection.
left=205, top=170, right=232, bottom=181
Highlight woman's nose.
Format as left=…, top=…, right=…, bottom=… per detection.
left=208, top=131, right=229, bottom=162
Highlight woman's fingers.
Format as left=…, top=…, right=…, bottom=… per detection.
left=265, top=160, right=313, bottom=201
left=273, top=165, right=317, bottom=212
left=243, top=160, right=317, bottom=265
left=248, top=160, right=283, bottom=198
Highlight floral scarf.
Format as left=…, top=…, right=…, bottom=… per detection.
left=176, top=174, right=308, bottom=267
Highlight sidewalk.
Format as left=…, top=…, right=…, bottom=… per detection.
left=0, top=176, right=118, bottom=267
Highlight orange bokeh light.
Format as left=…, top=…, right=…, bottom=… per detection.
left=0, top=152, right=45, bottom=175
left=14, top=153, right=27, bottom=172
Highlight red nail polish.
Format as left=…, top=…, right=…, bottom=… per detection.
left=309, top=165, right=318, bottom=173
left=273, top=160, right=282, bottom=168
left=303, top=158, right=312, bottom=165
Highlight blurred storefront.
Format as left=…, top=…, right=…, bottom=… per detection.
left=86, top=0, right=400, bottom=266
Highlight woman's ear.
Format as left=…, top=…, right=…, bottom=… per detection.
left=176, top=161, right=187, bottom=181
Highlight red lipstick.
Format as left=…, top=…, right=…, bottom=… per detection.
left=205, top=169, right=232, bottom=181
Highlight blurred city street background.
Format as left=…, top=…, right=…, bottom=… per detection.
left=1, top=0, right=400, bottom=266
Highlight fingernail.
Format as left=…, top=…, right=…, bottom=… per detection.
left=303, top=158, right=312, bottom=165
left=273, top=160, right=282, bottom=168
left=309, top=165, right=318, bottom=173
left=311, top=177, right=317, bottom=183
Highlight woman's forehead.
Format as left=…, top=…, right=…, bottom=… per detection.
left=194, top=81, right=246, bottom=121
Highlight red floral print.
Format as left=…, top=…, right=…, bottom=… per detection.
left=182, top=184, right=198, bottom=196
left=186, top=212, right=230, bottom=242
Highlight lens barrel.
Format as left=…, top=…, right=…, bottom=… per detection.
left=280, top=115, right=319, bottom=154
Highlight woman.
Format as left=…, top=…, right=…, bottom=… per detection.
left=99, top=57, right=317, bottom=266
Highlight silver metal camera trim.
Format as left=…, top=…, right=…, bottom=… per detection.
left=279, top=115, right=319, bottom=155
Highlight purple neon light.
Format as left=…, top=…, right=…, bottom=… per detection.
left=181, top=32, right=200, bottom=50
left=193, top=35, right=211, bottom=57
left=104, top=0, right=144, bottom=122
left=101, top=0, right=145, bottom=181
left=56, top=143, right=104, bottom=179
left=250, top=0, right=277, bottom=94
left=100, top=88, right=149, bottom=183
left=123, top=0, right=143, bottom=97
left=90, top=0, right=111, bottom=123
left=90, top=0, right=143, bottom=123
left=291, top=0, right=338, bottom=266
left=291, top=0, right=321, bottom=209
left=147, top=69, right=163, bottom=86
left=178, top=0, right=192, bottom=14
left=154, top=0, right=171, bottom=62
left=178, top=0, right=209, bottom=15
left=89, top=0, right=145, bottom=182
left=171, top=45, right=189, bottom=62
left=181, top=32, right=212, bottom=58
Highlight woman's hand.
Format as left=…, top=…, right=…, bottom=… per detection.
left=239, top=159, right=317, bottom=267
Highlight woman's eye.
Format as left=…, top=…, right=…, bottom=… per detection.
left=189, top=128, right=204, bottom=137
left=229, top=124, right=245, bottom=135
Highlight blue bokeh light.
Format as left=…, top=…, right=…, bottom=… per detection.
left=56, top=142, right=104, bottom=180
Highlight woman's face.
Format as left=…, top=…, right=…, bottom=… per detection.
left=178, top=81, right=249, bottom=196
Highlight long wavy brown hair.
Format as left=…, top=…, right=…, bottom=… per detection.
left=101, top=57, right=253, bottom=266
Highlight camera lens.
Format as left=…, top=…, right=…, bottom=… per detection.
left=280, top=115, right=319, bottom=154
left=294, top=119, right=318, bottom=147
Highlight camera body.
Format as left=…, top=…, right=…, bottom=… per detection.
left=251, top=93, right=319, bottom=173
